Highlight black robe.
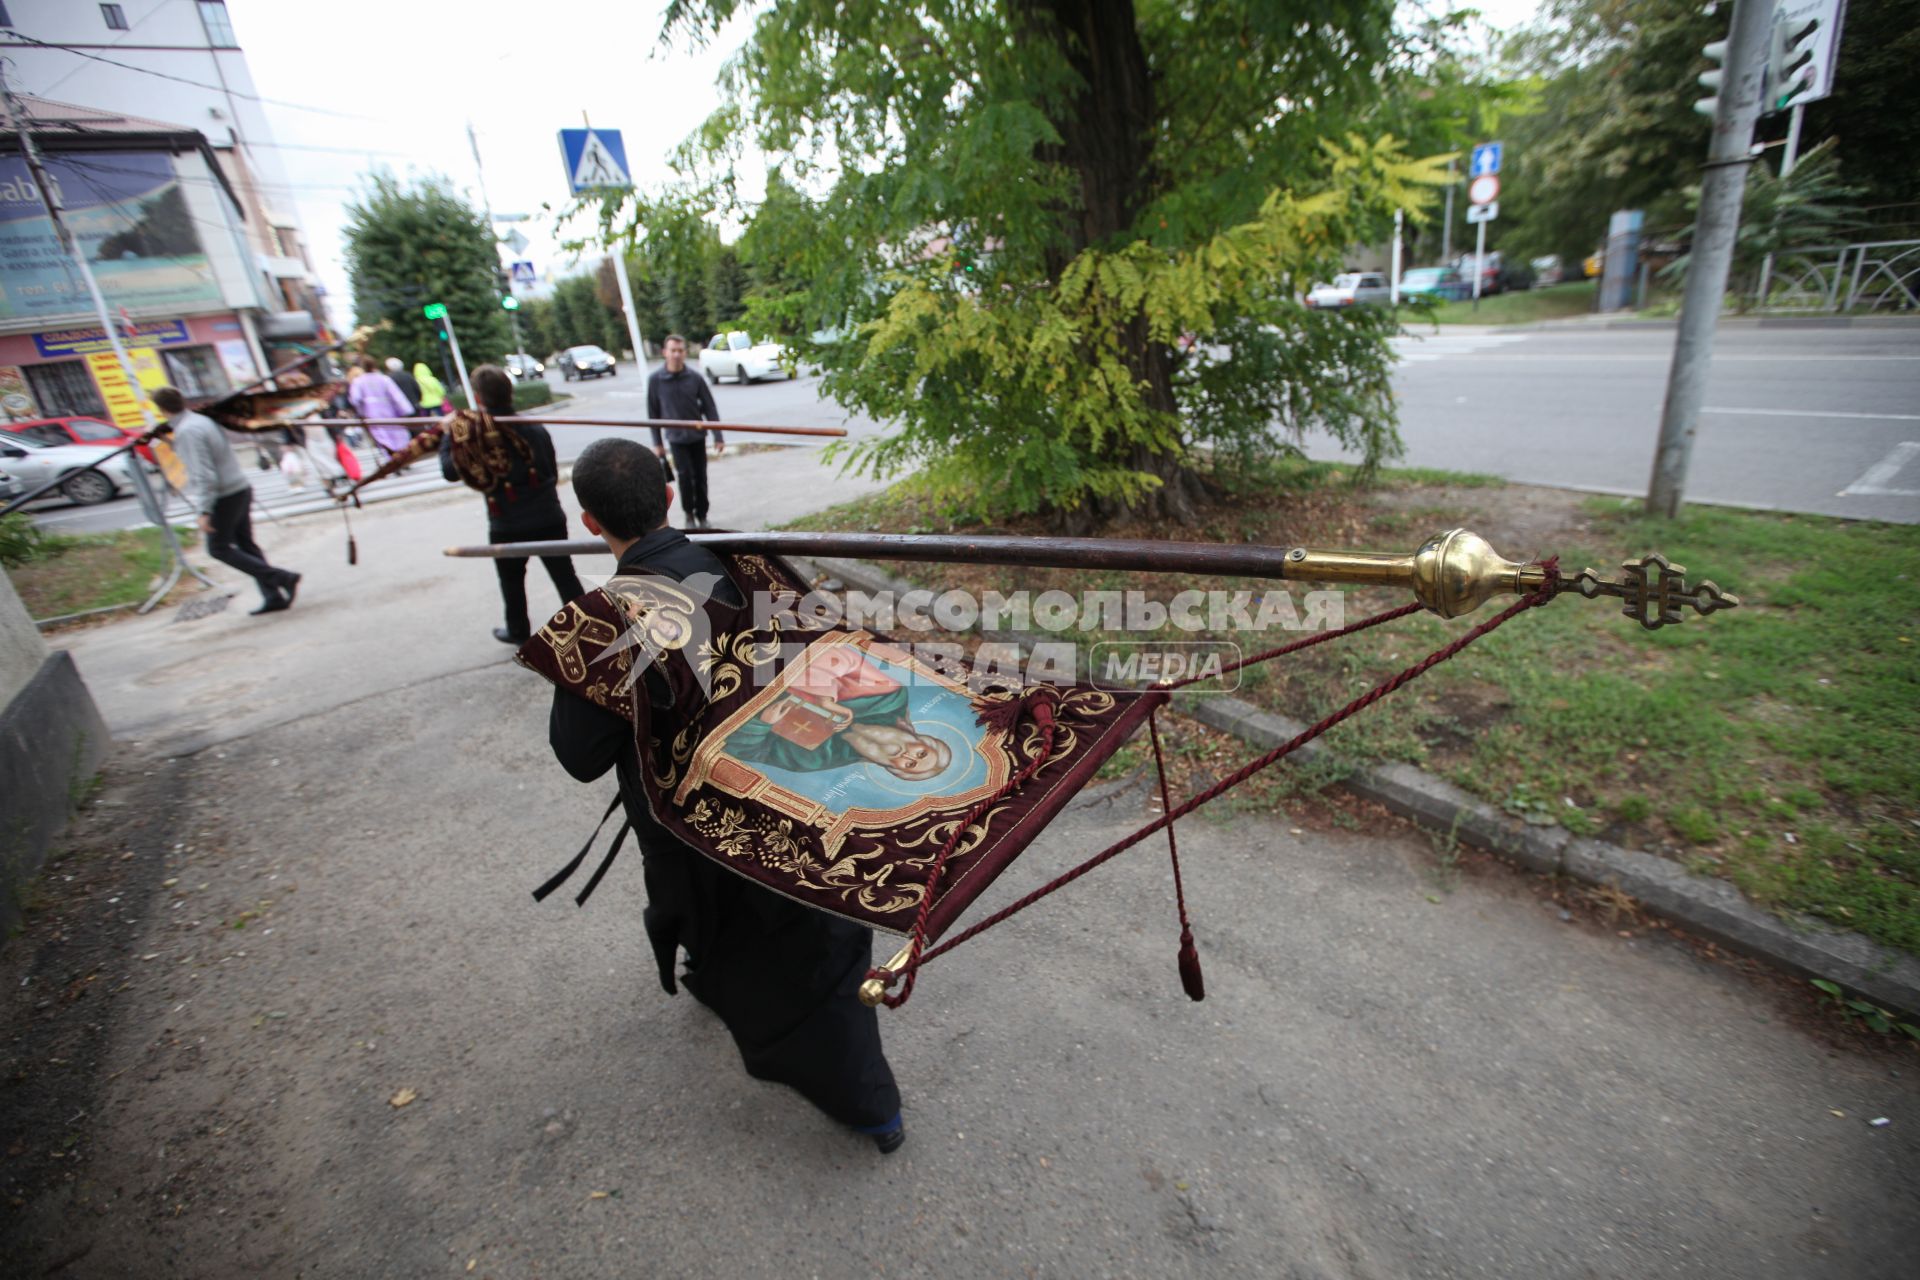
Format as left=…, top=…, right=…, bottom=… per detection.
left=546, top=527, right=902, bottom=1130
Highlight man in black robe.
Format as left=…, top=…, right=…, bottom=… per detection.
left=544, top=437, right=905, bottom=1152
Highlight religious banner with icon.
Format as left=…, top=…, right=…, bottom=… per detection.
left=515, top=549, right=1164, bottom=941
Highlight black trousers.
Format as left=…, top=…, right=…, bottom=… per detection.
left=668, top=442, right=710, bottom=522
left=492, top=519, right=585, bottom=640
left=207, top=488, right=292, bottom=600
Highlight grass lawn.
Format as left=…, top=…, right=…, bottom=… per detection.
left=2, top=514, right=198, bottom=621
left=783, top=464, right=1920, bottom=955
left=1425, top=280, right=1596, bottom=325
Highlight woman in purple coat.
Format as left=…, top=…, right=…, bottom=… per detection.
left=347, top=355, right=416, bottom=455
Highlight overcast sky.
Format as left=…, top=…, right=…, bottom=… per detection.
left=228, top=0, right=1545, bottom=333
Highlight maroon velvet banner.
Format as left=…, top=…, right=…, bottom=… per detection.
left=518, top=550, right=1165, bottom=940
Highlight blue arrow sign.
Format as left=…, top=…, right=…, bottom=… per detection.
left=1470, top=142, right=1502, bottom=178
left=557, top=128, right=633, bottom=195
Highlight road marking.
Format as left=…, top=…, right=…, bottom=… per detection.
left=1839, top=441, right=1920, bottom=497
left=1702, top=406, right=1920, bottom=422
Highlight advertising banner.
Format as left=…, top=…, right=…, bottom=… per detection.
left=33, top=318, right=191, bottom=357
left=0, top=365, right=38, bottom=420
left=0, top=152, right=223, bottom=321
left=86, top=350, right=149, bottom=429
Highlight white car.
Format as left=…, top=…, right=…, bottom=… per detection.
left=1305, top=272, right=1391, bottom=309
left=0, top=436, right=140, bottom=505
left=699, top=331, right=789, bottom=384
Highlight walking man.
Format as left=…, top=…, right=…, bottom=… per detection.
left=153, top=387, right=300, bottom=615
left=646, top=334, right=725, bottom=528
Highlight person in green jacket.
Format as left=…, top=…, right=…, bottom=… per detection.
left=412, top=362, right=449, bottom=416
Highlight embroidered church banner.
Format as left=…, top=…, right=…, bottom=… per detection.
left=518, top=550, right=1165, bottom=940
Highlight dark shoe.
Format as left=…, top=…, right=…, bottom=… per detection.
left=860, top=1112, right=906, bottom=1154
left=493, top=627, right=528, bottom=645
left=279, top=572, right=301, bottom=606
left=250, top=593, right=290, bottom=616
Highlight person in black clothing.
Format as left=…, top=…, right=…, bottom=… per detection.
left=448, top=364, right=585, bottom=644
left=384, top=357, right=424, bottom=420
left=646, top=333, right=725, bottom=528
left=546, top=437, right=905, bottom=1153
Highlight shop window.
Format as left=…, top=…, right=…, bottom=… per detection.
left=25, top=361, right=106, bottom=418
left=162, top=345, right=231, bottom=399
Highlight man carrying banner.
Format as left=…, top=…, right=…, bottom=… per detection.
left=542, top=437, right=906, bottom=1152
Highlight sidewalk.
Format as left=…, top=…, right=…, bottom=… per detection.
left=4, top=455, right=1918, bottom=1277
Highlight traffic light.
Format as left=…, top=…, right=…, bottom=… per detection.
left=1695, top=39, right=1729, bottom=118
left=437, top=328, right=448, bottom=341
left=1764, top=15, right=1819, bottom=115
left=501, top=295, right=519, bottom=311
left=423, top=302, right=448, bottom=320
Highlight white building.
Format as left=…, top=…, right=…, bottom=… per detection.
left=0, top=1, right=326, bottom=421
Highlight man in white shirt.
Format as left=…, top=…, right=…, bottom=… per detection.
left=153, top=386, right=301, bottom=614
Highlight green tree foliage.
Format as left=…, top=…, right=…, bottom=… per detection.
left=344, top=175, right=510, bottom=370
left=1496, top=0, right=1725, bottom=263
left=1663, top=140, right=1865, bottom=308
left=627, top=0, right=1453, bottom=526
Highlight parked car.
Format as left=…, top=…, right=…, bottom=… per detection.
left=0, top=436, right=140, bottom=505
left=2, top=414, right=164, bottom=467
left=699, top=331, right=790, bottom=384
left=556, top=345, right=616, bottom=380
left=1449, top=252, right=1505, bottom=296
left=1530, top=255, right=1566, bottom=288
left=1398, top=267, right=1471, bottom=302
left=503, top=353, right=546, bottom=380
left=1305, top=272, right=1391, bottom=309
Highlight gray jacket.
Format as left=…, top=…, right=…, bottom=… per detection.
left=170, top=409, right=251, bottom=514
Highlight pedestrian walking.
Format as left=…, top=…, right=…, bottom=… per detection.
left=385, top=357, right=424, bottom=420
left=646, top=334, right=725, bottom=528
left=540, top=437, right=905, bottom=1152
left=455, top=366, right=582, bottom=641
left=413, top=361, right=449, bottom=417
left=347, top=356, right=414, bottom=455
left=152, top=386, right=300, bottom=615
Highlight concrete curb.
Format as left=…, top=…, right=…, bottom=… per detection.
left=788, top=552, right=1920, bottom=1021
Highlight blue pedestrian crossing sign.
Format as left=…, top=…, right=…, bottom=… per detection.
left=1469, top=142, right=1502, bottom=178
left=558, top=128, right=633, bottom=195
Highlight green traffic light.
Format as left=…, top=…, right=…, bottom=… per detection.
left=501, top=296, right=519, bottom=310
left=423, top=302, right=448, bottom=320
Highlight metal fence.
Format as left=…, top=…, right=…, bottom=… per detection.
left=1760, top=239, right=1920, bottom=313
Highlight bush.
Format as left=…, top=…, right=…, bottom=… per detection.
left=1, top=511, right=47, bottom=568
left=447, top=378, right=555, bottom=413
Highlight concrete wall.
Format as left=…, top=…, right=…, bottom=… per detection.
left=0, top=566, right=48, bottom=709
left=0, top=568, right=108, bottom=940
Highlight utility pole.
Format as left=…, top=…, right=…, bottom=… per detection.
left=468, top=121, right=524, bottom=357
left=0, top=64, right=209, bottom=605
left=1390, top=208, right=1403, bottom=305
left=609, top=253, right=648, bottom=369
left=1646, top=0, right=1771, bottom=519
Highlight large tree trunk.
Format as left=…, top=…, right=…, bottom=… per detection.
left=1019, top=0, right=1204, bottom=528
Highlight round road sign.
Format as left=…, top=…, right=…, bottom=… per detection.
left=1468, top=174, right=1499, bottom=205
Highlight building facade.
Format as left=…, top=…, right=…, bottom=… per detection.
left=0, top=1, right=325, bottom=423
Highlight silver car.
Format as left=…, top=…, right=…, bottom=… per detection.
left=0, top=436, right=139, bottom=505
left=1305, top=272, right=1391, bottom=309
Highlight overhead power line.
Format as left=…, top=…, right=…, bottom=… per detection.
left=0, top=31, right=372, bottom=120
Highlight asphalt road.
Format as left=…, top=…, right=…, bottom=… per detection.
left=1321, top=321, right=1920, bottom=524
left=27, top=323, right=1919, bottom=533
